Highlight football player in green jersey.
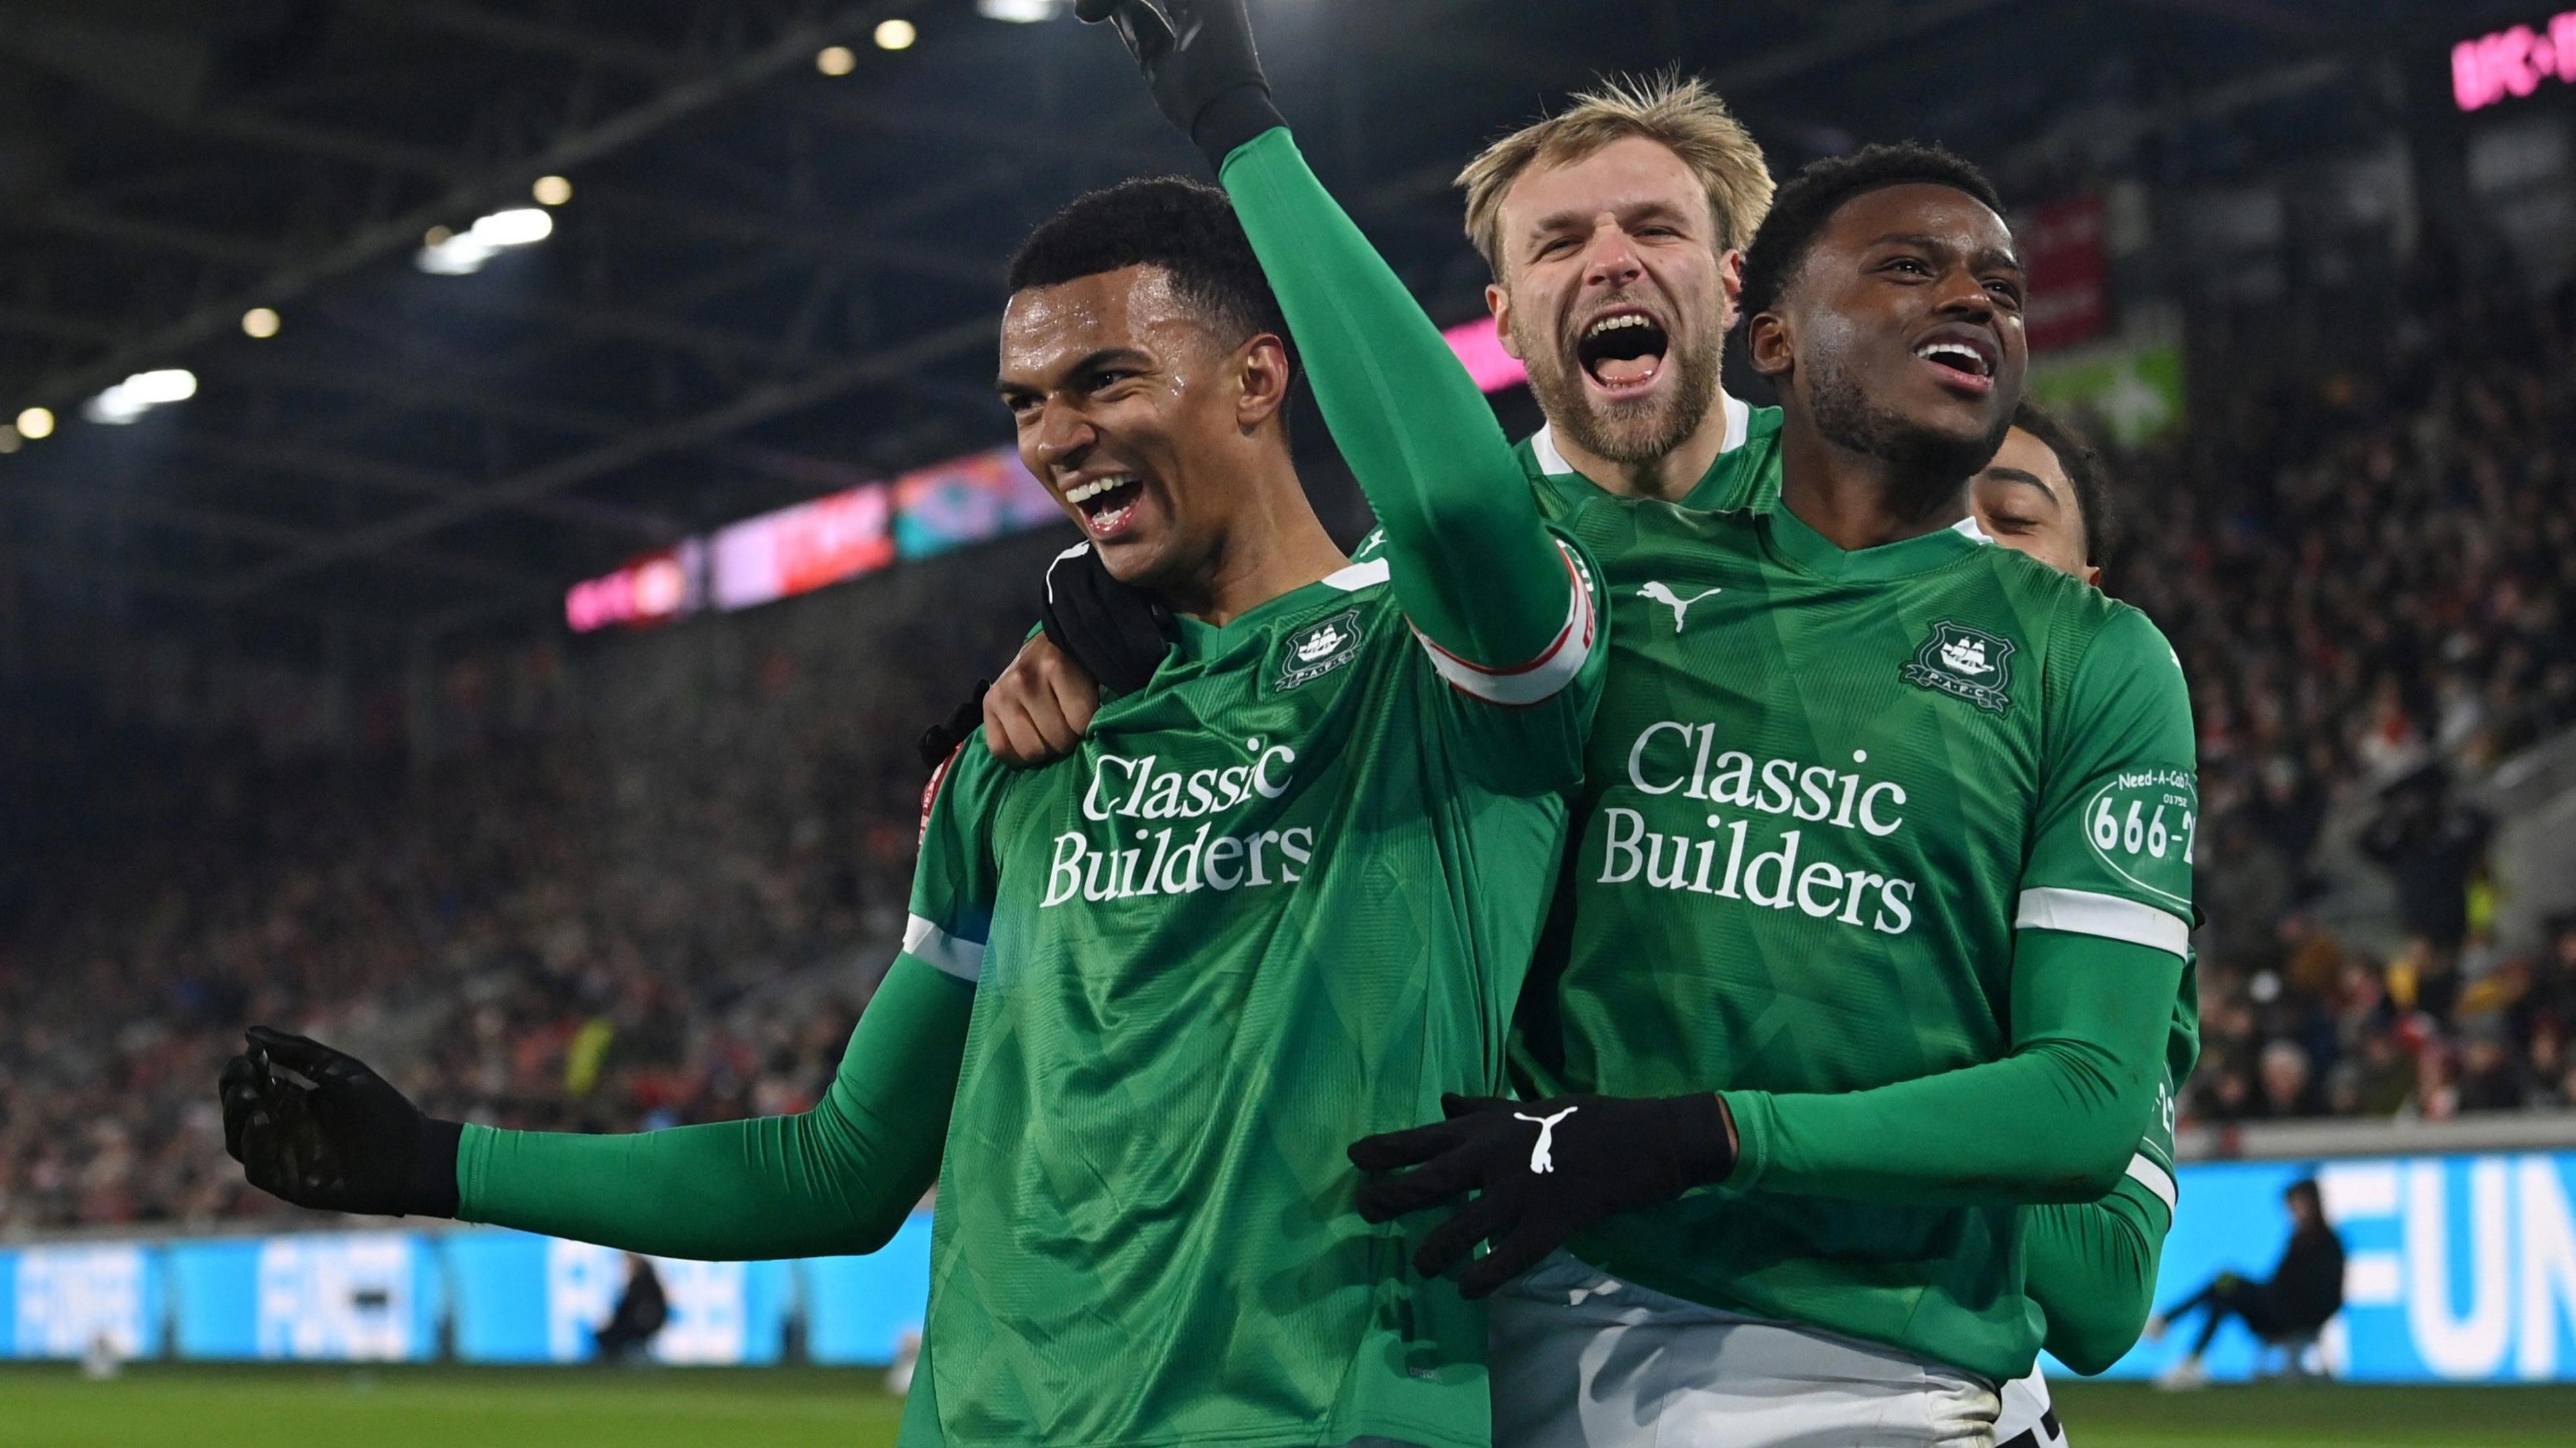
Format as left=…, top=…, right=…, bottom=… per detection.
left=1349, top=146, right=2196, bottom=1447
left=219, top=164, right=1612, bottom=1447
left=1971, top=400, right=2187, bottom=1448
left=1022, top=10, right=2196, bottom=1443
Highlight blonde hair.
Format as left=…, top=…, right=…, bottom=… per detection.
left=1457, top=72, right=1774, bottom=280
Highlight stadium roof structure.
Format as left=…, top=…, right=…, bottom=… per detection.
left=0, top=0, right=2532, bottom=664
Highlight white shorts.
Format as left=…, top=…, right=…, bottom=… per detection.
left=1489, top=1253, right=2002, bottom=1448
left=1994, top=1370, right=2066, bottom=1447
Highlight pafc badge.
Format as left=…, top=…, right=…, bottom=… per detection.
left=1276, top=609, right=1364, bottom=691
left=1902, top=620, right=2017, bottom=715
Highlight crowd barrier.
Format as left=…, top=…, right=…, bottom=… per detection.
left=7, top=1150, right=2573, bottom=1380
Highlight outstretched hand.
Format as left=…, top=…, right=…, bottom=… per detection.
left=1348, top=1091, right=1737, bottom=1298
left=1073, top=0, right=1285, bottom=168
left=220, top=1025, right=462, bottom=1219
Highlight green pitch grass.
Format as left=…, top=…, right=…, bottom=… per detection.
left=2051, top=1380, right=2569, bottom=1447
left=1, top=1365, right=2569, bottom=1447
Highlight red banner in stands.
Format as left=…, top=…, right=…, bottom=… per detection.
left=2020, top=195, right=2110, bottom=354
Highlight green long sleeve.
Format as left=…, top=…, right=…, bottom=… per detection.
left=1723, top=928, right=2181, bottom=1206
left=455, top=953, right=971, bottom=1260
left=2023, top=1180, right=2171, bottom=1374
left=1219, top=128, right=1570, bottom=670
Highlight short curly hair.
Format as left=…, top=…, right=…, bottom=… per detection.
left=2010, top=399, right=2118, bottom=568
left=1006, top=176, right=1294, bottom=374
left=1736, top=143, right=2004, bottom=324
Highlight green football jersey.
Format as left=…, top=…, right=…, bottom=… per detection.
left=904, top=549, right=1606, bottom=1448
left=1519, top=403, right=1778, bottom=522
left=1352, top=402, right=1778, bottom=568
left=1509, top=429, right=2197, bottom=1384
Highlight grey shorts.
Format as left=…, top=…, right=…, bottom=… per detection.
left=1488, top=1253, right=2002, bottom=1448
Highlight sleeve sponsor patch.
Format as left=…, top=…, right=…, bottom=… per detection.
left=2080, top=767, right=2196, bottom=911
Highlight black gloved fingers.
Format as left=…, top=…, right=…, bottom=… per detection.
left=244, top=1025, right=352, bottom=1083
left=218, top=1054, right=268, bottom=1162
left=1346, top=1116, right=1469, bottom=1174
left=1354, top=1150, right=1487, bottom=1223
left=1456, top=1221, right=1562, bottom=1300
left=1439, top=1093, right=1515, bottom=1120
left=1411, top=1189, right=1517, bottom=1280
left=1093, top=0, right=1177, bottom=60
left=919, top=680, right=989, bottom=771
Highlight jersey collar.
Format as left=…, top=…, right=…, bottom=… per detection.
left=1170, top=559, right=1387, bottom=653
left=1760, top=497, right=1990, bottom=583
left=1527, top=391, right=1752, bottom=506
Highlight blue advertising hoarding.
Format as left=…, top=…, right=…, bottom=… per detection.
left=2082, top=1150, right=2576, bottom=1382
left=7, top=1152, right=2575, bottom=1380
left=446, top=1229, right=790, bottom=1365
left=2, top=1241, right=163, bottom=1360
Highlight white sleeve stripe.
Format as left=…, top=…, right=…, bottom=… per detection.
left=902, top=914, right=985, bottom=982
left=1411, top=541, right=1597, bottom=707
left=2015, top=886, right=2191, bottom=956
left=2126, top=1152, right=2178, bottom=1212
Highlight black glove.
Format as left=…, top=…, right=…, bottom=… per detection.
left=1041, top=543, right=1174, bottom=697
left=1347, top=1092, right=1737, bottom=1298
left=919, top=679, right=990, bottom=771
left=219, top=1026, right=462, bottom=1218
left=1073, top=0, right=1285, bottom=170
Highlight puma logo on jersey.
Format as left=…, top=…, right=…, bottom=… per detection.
left=1515, top=1106, right=1578, bottom=1173
left=1639, top=582, right=1723, bottom=633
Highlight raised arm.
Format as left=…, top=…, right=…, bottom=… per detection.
left=1220, top=130, right=1574, bottom=673
left=456, top=954, right=969, bottom=1260
left=1081, top=0, right=1577, bottom=681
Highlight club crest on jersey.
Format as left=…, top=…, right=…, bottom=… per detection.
left=1276, top=609, right=1364, bottom=691
left=1901, top=620, right=2017, bottom=714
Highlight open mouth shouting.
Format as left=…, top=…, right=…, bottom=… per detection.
left=1573, top=305, right=1672, bottom=398
left=1911, top=325, right=2000, bottom=398
left=1063, top=470, right=1148, bottom=542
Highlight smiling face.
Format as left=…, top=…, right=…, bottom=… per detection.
left=998, top=264, right=1289, bottom=592
left=1750, top=182, right=2027, bottom=492
left=1972, top=425, right=2096, bottom=584
left=1488, top=135, right=1739, bottom=467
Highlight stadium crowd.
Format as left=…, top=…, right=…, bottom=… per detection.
left=3, top=282, right=2575, bottom=1232
left=2121, top=275, right=2576, bottom=1128
left=0, top=557, right=1039, bottom=1233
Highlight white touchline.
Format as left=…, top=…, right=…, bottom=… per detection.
left=1514, top=1107, right=1579, bottom=1174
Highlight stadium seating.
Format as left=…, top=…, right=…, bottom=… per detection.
left=4, top=287, right=2575, bottom=1231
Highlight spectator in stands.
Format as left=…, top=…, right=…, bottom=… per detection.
left=2359, top=765, right=2490, bottom=963
left=2256, top=1040, right=2325, bottom=1119
left=2149, top=1178, right=2347, bottom=1390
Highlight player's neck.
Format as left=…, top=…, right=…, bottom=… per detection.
left=1159, top=465, right=1348, bottom=627
left=1774, top=412, right=1970, bottom=551
left=1554, top=398, right=1731, bottom=503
